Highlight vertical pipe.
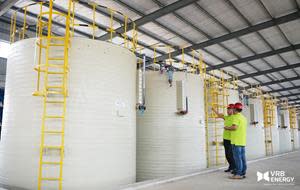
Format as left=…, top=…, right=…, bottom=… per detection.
left=142, top=54, right=146, bottom=106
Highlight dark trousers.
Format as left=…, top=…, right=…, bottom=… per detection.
left=223, top=139, right=235, bottom=170
left=232, top=145, right=247, bottom=176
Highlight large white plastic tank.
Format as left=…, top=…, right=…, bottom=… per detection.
left=271, top=106, right=280, bottom=155
left=291, top=117, right=299, bottom=150
left=278, top=109, right=292, bottom=153
left=243, top=98, right=265, bottom=160
left=207, top=89, right=239, bottom=167
left=136, top=71, right=206, bottom=181
left=291, top=128, right=299, bottom=150
left=0, top=38, right=136, bottom=190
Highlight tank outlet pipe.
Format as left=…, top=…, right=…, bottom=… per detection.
left=136, top=54, right=146, bottom=113
left=176, top=97, right=188, bottom=115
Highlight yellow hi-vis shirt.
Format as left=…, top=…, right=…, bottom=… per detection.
left=223, top=115, right=233, bottom=140
left=230, top=113, right=247, bottom=146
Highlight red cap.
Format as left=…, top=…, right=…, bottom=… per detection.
left=227, top=104, right=235, bottom=109
left=234, top=103, right=243, bottom=110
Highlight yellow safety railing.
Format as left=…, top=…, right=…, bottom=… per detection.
left=9, top=1, right=139, bottom=53
left=150, top=44, right=174, bottom=70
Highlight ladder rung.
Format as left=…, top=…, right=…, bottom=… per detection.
left=48, top=57, right=65, bottom=61
left=49, top=43, right=65, bottom=47
left=46, top=86, right=64, bottom=89
left=46, top=91, right=65, bottom=95
left=45, top=115, right=64, bottom=119
left=34, top=64, right=66, bottom=70
left=48, top=71, right=66, bottom=74
left=43, top=145, right=63, bottom=149
left=42, top=161, right=61, bottom=165
left=46, top=100, right=65, bottom=104
left=41, top=177, right=61, bottom=181
left=44, top=130, right=64, bottom=134
left=40, top=36, right=65, bottom=41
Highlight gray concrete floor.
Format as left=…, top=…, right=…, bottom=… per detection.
left=135, top=151, right=300, bottom=190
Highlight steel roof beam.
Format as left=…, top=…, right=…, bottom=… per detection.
left=244, top=76, right=300, bottom=90
left=97, top=0, right=199, bottom=41
left=238, top=63, right=300, bottom=80
left=156, top=10, right=300, bottom=61
left=207, top=44, right=300, bottom=71
left=0, top=0, right=18, bottom=16
left=266, top=85, right=300, bottom=93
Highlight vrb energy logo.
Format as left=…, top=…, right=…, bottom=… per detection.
left=257, top=171, right=295, bottom=185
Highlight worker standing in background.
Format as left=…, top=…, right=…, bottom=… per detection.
left=166, top=63, right=174, bottom=87
left=212, top=104, right=236, bottom=173
left=224, top=103, right=247, bottom=179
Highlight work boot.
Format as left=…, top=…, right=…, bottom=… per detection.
left=229, top=175, right=244, bottom=179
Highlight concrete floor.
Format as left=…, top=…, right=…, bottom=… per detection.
left=1, top=151, right=299, bottom=190
left=129, top=151, right=300, bottom=190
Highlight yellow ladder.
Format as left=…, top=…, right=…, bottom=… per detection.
left=33, top=1, right=72, bottom=189
left=263, top=97, right=274, bottom=156
left=204, top=74, right=228, bottom=167
left=289, top=107, right=297, bottom=150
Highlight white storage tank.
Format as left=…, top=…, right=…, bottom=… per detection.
left=243, top=98, right=266, bottom=159
left=278, top=109, right=292, bottom=153
left=0, top=38, right=136, bottom=190
left=271, top=106, right=280, bottom=155
left=136, top=71, right=206, bottom=181
left=291, top=117, right=299, bottom=150
left=291, top=128, right=299, bottom=150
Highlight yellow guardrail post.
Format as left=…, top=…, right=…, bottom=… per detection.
left=21, top=6, right=27, bottom=40
left=123, top=15, right=128, bottom=48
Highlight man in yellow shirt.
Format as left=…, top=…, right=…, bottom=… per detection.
left=224, top=102, right=247, bottom=179
left=212, top=104, right=235, bottom=173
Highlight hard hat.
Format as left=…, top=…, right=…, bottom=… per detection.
left=227, top=104, right=235, bottom=109
left=234, top=102, right=243, bottom=110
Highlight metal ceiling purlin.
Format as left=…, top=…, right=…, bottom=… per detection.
left=0, top=0, right=19, bottom=16
left=238, top=63, right=300, bottom=80
left=222, top=0, right=293, bottom=95
left=188, top=1, right=268, bottom=86
left=155, top=10, right=300, bottom=61
left=278, top=92, right=300, bottom=99
left=207, top=44, right=300, bottom=71
left=97, top=0, right=199, bottom=41
left=255, top=0, right=300, bottom=91
left=265, top=85, right=300, bottom=93
left=244, top=76, right=300, bottom=90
